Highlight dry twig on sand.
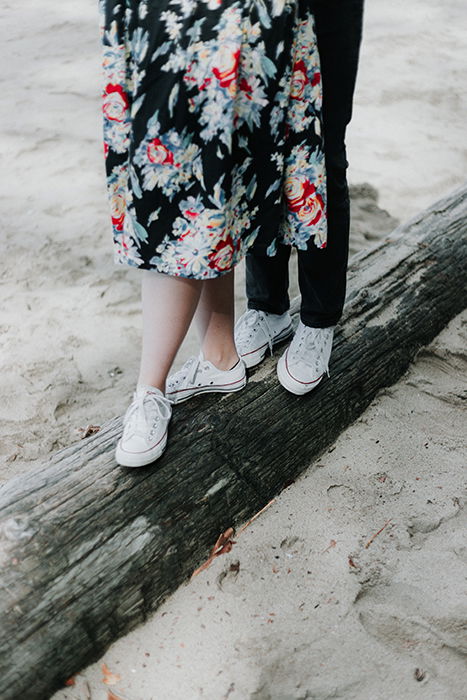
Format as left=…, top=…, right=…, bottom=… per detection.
left=77, top=424, right=101, bottom=439
left=238, top=498, right=276, bottom=534
left=364, top=519, right=392, bottom=548
left=191, top=527, right=236, bottom=578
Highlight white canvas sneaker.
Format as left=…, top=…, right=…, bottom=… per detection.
left=277, top=321, right=335, bottom=395
left=115, top=385, right=172, bottom=467
left=234, top=309, right=293, bottom=369
left=165, top=354, right=247, bottom=404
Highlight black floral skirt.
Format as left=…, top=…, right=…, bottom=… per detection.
left=99, top=0, right=327, bottom=279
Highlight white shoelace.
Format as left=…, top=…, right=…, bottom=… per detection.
left=124, top=390, right=172, bottom=439
left=289, top=324, right=334, bottom=377
left=168, top=356, right=202, bottom=391
left=235, top=309, right=275, bottom=355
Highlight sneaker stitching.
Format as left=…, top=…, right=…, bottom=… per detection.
left=166, top=375, right=246, bottom=396
left=120, top=429, right=168, bottom=454
left=285, top=347, right=325, bottom=385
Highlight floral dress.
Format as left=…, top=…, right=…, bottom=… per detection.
left=99, top=0, right=327, bottom=279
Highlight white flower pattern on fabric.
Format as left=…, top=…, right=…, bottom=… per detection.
left=99, top=0, right=328, bottom=278
left=134, top=112, right=203, bottom=199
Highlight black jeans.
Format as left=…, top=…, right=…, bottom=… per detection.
left=246, top=0, right=365, bottom=328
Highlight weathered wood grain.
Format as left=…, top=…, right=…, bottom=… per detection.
left=0, top=184, right=466, bottom=699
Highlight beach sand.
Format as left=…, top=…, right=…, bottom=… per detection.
left=52, top=309, right=467, bottom=700
left=0, top=0, right=466, bottom=697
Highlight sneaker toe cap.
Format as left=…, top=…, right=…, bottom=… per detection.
left=119, top=434, right=159, bottom=454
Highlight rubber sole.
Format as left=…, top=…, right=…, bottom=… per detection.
left=276, top=351, right=325, bottom=396
left=167, top=376, right=247, bottom=405
left=115, top=432, right=168, bottom=468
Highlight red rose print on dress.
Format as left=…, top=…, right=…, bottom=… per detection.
left=285, top=176, right=325, bottom=227
left=213, top=48, right=241, bottom=96
left=290, top=59, right=309, bottom=100
left=102, top=84, right=129, bottom=122
left=109, top=180, right=126, bottom=232
left=102, top=79, right=131, bottom=156
left=208, top=236, right=238, bottom=271
left=147, top=138, right=175, bottom=165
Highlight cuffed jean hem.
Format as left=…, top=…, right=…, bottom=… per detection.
left=247, top=299, right=290, bottom=316
left=247, top=300, right=341, bottom=328
left=299, top=312, right=341, bottom=328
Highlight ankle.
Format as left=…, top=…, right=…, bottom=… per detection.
left=202, top=348, right=240, bottom=371
left=264, top=310, right=291, bottom=329
left=136, top=376, right=166, bottom=394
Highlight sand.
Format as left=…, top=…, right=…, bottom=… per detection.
left=52, top=310, right=467, bottom=700
left=0, top=0, right=466, bottom=697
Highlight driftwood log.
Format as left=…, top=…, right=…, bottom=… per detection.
left=1, top=184, right=466, bottom=699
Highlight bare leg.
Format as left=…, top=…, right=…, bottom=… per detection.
left=137, top=270, right=202, bottom=392
left=194, top=269, right=239, bottom=370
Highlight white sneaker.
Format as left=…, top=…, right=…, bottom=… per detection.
left=165, top=354, right=247, bottom=404
left=277, top=321, right=335, bottom=395
left=234, top=309, right=293, bottom=369
left=115, top=385, right=172, bottom=467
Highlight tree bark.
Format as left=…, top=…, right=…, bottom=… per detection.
left=0, top=184, right=466, bottom=699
